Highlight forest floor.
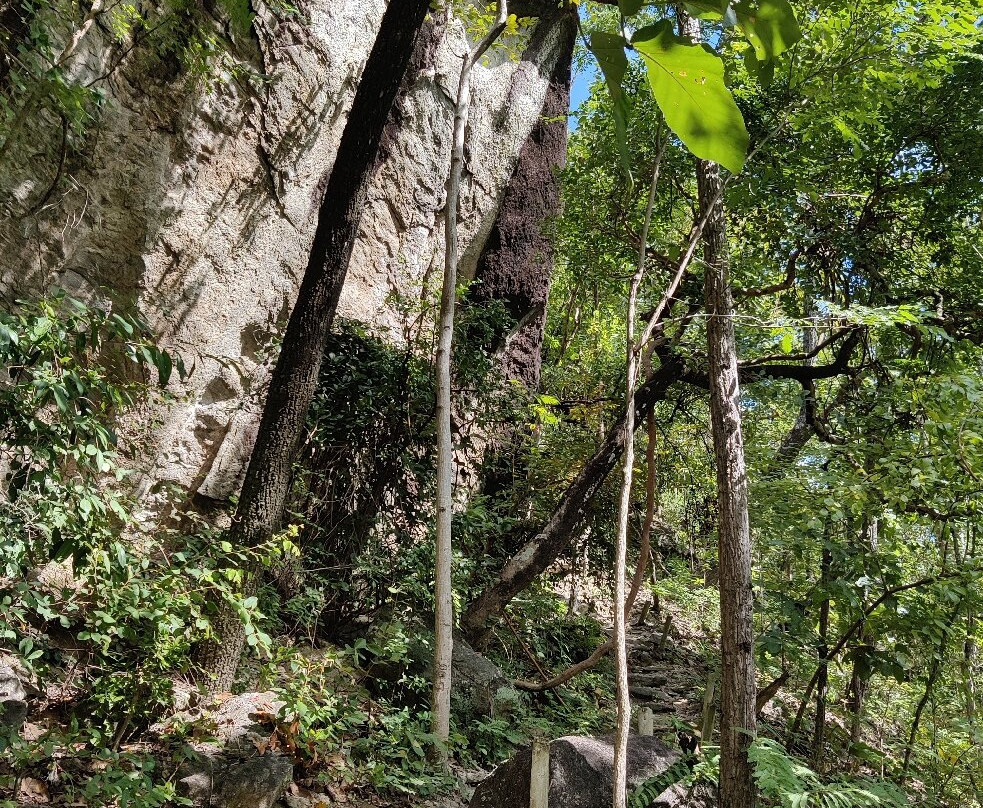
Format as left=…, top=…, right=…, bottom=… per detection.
left=3, top=596, right=718, bottom=808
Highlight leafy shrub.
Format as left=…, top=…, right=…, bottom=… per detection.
left=748, top=738, right=908, bottom=808
left=282, top=321, right=436, bottom=638
left=0, top=295, right=175, bottom=575
left=259, top=633, right=453, bottom=797
left=0, top=295, right=274, bottom=803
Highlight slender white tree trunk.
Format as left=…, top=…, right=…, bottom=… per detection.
left=433, top=1, right=508, bottom=760
left=613, top=156, right=663, bottom=808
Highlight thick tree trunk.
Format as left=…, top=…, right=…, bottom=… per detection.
left=194, top=0, right=432, bottom=690
left=670, top=3, right=757, bottom=787
left=699, top=154, right=756, bottom=808
left=461, top=11, right=575, bottom=525
left=467, top=11, right=575, bottom=391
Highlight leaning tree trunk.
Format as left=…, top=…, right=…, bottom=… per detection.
left=193, top=0, right=432, bottom=690
left=460, top=355, right=684, bottom=643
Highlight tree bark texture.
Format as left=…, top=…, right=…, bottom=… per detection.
left=467, top=11, right=575, bottom=391
left=194, top=0, right=432, bottom=690
left=461, top=11, right=575, bottom=526
left=698, top=155, right=757, bottom=808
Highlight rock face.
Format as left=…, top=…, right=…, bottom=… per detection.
left=469, top=735, right=680, bottom=808
left=0, top=1, right=574, bottom=505
left=153, top=691, right=285, bottom=755
left=161, top=691, right=293, bottom=806
left=372, top=627, right=523, bottom=721
left=176, top=753, right=293, bottom=808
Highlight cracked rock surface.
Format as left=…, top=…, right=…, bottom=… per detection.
left=0, top=2, right=573, bottom=511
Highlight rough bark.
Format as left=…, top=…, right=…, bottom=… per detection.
left=461, top=11, right=575, bottom=525
left=193, top=0, right=432, bottom=690
left=467, top=11, right=575, bottom=391
left=679, top=6, right=756, bottom=797
left=699, top=154, right=756, bottom=808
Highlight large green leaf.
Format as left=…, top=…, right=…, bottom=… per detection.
left=735, top=0, right=801, bottom=61
left=683, top=0, right=729, bottom=19
left=632, top=20, right=749, bottom=173
left=588, top=31, right=632, bottom=171
left=618, top=0, right=644, bottom=15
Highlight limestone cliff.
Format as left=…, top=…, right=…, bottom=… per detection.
left=0, top=1, right=574, bottom=504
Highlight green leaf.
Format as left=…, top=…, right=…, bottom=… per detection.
left=632, top=21, right=749, bottom=173
left=588, top=31, right=632, bottom=172
left=744, top=48, right=775, bottom=87
left=52, top=385, right=69, bottom=413
left=684, top=0, right=728, bottom=19
left=155, top=349, right=172, bottom=387
left=0, top=323, right=20, bottom=346
left=734, top=0, right=801, bottom=61
left=111, top=313, right=135, bottom=336
left=618, top=0, right=644, bottom=15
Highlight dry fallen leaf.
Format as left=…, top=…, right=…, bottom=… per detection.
left=17, top=776, right=50, bottom=804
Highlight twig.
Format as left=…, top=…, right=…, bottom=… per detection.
left=503, top=611, right=566, bottom=707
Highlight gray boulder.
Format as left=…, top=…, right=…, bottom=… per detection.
left=175, top=757, right=217, bottom=805
left=469, top=735, right=680, bottom=808
left=376, top=626, right=525, bottom=722
left=153, top=691, right=285, bottom=755
left=652, top=781, right=717, bottom=808
left=451, top=635, right=524, bottom=720
left=213, top=755, right=293, bottom=808
left=0, top=661, right=38, bottom=731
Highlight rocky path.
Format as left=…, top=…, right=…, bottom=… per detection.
left=414, top=607, right=713, bottom=808
left=624, top=609, right=710, bottom=736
